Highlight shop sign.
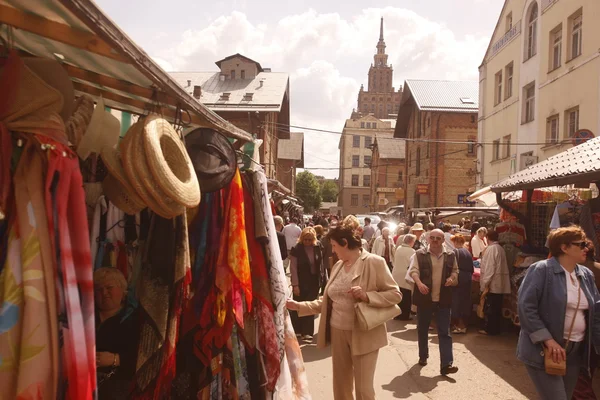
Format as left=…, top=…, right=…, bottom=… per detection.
left=457, top=194, right=475, bottom=205
left=416, top=184, right=429, bottom=195
left=377, top=187, right=396, bottom=193
left=378, top=198, right=390, bottom=206
left=395, top=188, right=404, bottom=200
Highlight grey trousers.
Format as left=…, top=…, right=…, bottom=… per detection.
left=525, top=341, right=583, bottom=400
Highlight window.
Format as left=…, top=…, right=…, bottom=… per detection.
left=565, top=107, right=579, bottom=138
left=370, top=104, right=375, bottom=113
left=241, top=70, right=246, bottom=79
left=546, top=114, right=559, bottom=143
left=379, top=104, right=383, bottom=115
left=352, top=155, right=360, bottom=167
left=494, top=70, right=503, bottom=105
left=569, top=12, right=583, bottom=60
left=366, top=122, right=371, bottom=128
left=467, top=139, right=476, bottom=155
left=351, top=175, right=359, bottom=186
left=364, top=136, right=372, bottom=148
left=506, top=12, right=513, bottom=32
left=372, top=123, right=377, bottom=129
left=360, top=122, right=365, bottom=128
left=523, top=83, right=535, bottom=123
left=353, top=135, right=360, bottom=147
left=363, top=175, right=371, bottom=187
left=363, top=195, right=370, bottom=207
left=351, top=194, right=358, bottom=206
left=364, top=155, right=372, bottom=166
left=231, top=70, right=236, bottom=79
left=387, top=104, right=392, bottom=114
left=505, top=63, right=513, bottom=99
left=502, top=135, right=511, bottom=159
left=549, top=25, right=562, bottom=71
left=492, top=140, right=501, bottom=161
left=526, top=3, right=538, bottom=60
left=416, top=148, right=421, bottom=177
left=398, top=171, right=404, bottom=187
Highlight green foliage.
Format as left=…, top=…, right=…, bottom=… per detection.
left=296, top=171, right=322, bottom=212
left=320, top=180, right=339, bottom=202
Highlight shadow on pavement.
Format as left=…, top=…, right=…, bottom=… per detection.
left=300, top=343, right=331, bottom=362
left=381, top=364, right=456, bottom=399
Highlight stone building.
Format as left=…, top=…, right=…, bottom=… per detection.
left=477, top=0, right=600, bottom=189
left=371, top=137, right=406, bottom=211
left=395, top=80, right=479, bottom=210
left=277, top=132, right=304, bottom=194
left=171, top=54, right=290, bottom=180
left=338, top=115, right=395, bottom=216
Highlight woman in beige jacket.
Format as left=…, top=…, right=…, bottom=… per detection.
left=287, top=224, right=401, bottom=400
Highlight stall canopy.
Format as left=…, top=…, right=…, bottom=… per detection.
left=0, top=0, right=253, bottom=142
left=491, top=138, right=600, bottom=193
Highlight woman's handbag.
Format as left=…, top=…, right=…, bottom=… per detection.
left=355, top=301, right=401, bottom=331
left=544, top=286, right=581, bottom=376
left=477, top=288, right=489, bottom=319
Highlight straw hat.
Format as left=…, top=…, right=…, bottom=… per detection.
left=120, top=120, right=181, bottom=218
left=411, top=223, right=425, bottom=232
left=100, top=145, right=146, bottom=215
left=77, top=97, right=120, bottom=160
left=143, top=116, right=200, bottom=208
left=121, top=118, right=185, bottom=218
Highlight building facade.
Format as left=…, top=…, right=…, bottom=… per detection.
left=277, top=132, right=304, bottom=193
left=371, top=137, right=406, bottom=211
left=338, top=115, right=394, bottom=216
left=171, top=54, right=290, bottom=180
left=478, top=0, right=600, bottom=188
left=395, top=80, right=479, bottom=210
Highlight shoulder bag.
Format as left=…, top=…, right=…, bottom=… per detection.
left=355, top=302, right=401, bottom=331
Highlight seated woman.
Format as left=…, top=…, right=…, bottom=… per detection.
left=94, top=267, right=139, bottom=399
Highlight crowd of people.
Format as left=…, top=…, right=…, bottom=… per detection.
left=273, top=213, right=600, bottom=400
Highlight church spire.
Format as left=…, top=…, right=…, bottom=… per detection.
left=379, top=17, right=384, bottom=41
left=374, top=17, right=388, bottom=65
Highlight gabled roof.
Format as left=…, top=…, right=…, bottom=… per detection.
left=278, top=132, right=304, bottom=167
left=215, top=53, right=263, bottom=72
left=374, top=137, right=405, bottom=160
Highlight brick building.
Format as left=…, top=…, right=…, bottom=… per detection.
left=371, top=137, right=406, bottom=211
left=171, top=54, right=290, bottom=180
left=394, top=80, right=479, bottom=210
left=277, top=132, right=304, bottom=193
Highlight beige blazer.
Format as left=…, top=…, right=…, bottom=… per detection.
left=297, top=251, right=401, bottom=356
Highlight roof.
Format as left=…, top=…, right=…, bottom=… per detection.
left=375, top=137, right=405, bottom=159
left=278, top=132, right=304, bottom=166
left=491, top=138, right=600, bottom=193
left=0, top=0, right=252, bottom=142
left=171, top=71, right=289, bottom=113
left=215, top=53, right=263, bottom=72
left=394, top=80, right=478, bottom=138
left=380, top=119, right=397, bottom=129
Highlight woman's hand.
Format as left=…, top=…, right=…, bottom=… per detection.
left=293, top=286, right=300, bottom=297
left=286, top=299, right=300, bottom=311
left=417, top=282, right=430, bottom=295
left=349, top=286, right=369, bottom=303
left=544, top=339, right=566, bottom=364
left=96, top=352, right=117, bottom=368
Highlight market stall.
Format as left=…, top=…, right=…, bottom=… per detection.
left=0, top=1, right=309, bottom=399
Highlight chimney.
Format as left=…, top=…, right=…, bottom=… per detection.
left=259, top=79, right=265, bottom=88
left=193, top=85, right=201, bottom=99
left=187, top=79, right=191, bottom=87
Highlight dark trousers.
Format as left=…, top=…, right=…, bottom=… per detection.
left=398, top=288, right=412, bottom=320
left=483, top=293, right=503, bottom=335
left=290, top=311, right=315, bottom=336
left=452, top=274, right=472, bottom=322
left=417, top=303, right=453, bottom=367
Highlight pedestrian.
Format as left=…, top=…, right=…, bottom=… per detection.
left=410, top=223, right=426, bottom=251
left=471, top=227, right=488, bottom=259
left=283, top=217, right=302, bottom=270
left=517, top=226, right=600, bottom=400
left=423, top=222, right=436, bottom=245
left=442, top=223, right=455, bottom=250
left=479, top=230, right=510, bottom=336
left=289, top=227, right=325, bottom=341
left=372, top=227, right=395, bottom=272
left=286, top=224, right=401, bottom=400
left=343, top=215, right=370, bottom=253
left=393, top=234, right=416, bottom=320
left=274, top=216, right=288, bottom=261
left=362, top=217, right=376, bottom=242
left=320, top=221, right=334, bottom=275
left=450, top=234, right=474, bottom=334
left=410, top=229, right=459, bottom=375
left=395, top=225, right=411, bottom=247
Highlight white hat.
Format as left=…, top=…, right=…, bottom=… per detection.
left=77, top=97, right=120, bottom=160
left=411, top=222, right=425, bottom=232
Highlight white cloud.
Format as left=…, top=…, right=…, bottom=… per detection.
left=155, top=7, right=490, bottom=178
left=152, top=56, right=174, bottom=72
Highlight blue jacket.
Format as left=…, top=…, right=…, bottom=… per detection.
left=517, top=257, right=600, bottom=373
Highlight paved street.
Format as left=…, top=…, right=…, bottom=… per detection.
left=301, top=318, right=600, bottom=399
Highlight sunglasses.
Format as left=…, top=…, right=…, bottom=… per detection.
left=571, top=241, right=588, bottom=250
left=429, top=236, right=444, bottom=241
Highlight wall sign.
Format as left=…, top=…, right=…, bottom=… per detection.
left=416, top=184, right=429, bottom=195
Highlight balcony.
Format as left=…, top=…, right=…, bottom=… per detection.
left=490, top=20, right=521, bottom=58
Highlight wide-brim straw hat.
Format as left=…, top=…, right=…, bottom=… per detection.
left=77, top=96, right=120, bottom=160
left=184, top=127, right=237, bottom=193
left=143, top=115, right=200, bottom=208
left=100, top=145, right=146, bottom=215
left=411, top=222, right=425, bottom=232
left=120, top=120, right=181, bottom=218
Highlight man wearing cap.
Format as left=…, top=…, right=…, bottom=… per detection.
left=409, top=228, right=459, bottom=376
left=411, top=223, right=426, bottom=251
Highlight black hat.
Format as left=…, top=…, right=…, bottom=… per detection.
left=184, top=128, right=237, bottom=193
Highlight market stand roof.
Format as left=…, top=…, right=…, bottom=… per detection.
left=491, top=138, right=600, bottom=193
left=0, top=0, right=253, bottom=142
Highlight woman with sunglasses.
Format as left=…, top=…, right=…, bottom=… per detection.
left=518, top=226, right=600, bottom=400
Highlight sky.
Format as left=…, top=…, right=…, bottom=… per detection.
left=96, top=0, right=504, bottom=179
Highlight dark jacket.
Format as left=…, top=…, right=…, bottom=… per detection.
left=412, top=248, right=457, bottom=308
left=455, top=247, right=474, bottom=284
left=290, top=243, right=325, bottom=298
left=276, top=231, right=288, bottom=260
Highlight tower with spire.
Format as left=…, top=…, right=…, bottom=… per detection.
left=356, top=17, right=402, bottom=119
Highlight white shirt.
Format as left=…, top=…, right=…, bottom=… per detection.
left=479, top=242, right=511, bottom=294
left=444, top=232, right=455, bottom=251
left=393, top=244, right=416, bottom=291
left=471, top=235, right=487, bottom=258
left=563, top=267, right=589, bottom=342
left=282, top=223, right=302, bottom=250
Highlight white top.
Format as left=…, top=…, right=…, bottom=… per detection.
left=329, top=262, right=358, bottom=331
left=444, top=232, right=455, bottom=251
left=471, top=236, right=487, bottom=258
left=282, top=223, right=302, bottom=250
left=392, top=244, right=416, bottom=291
left=563, top=267, right=589, bottom=342
left=479, top=242, right=511, bottom=294
left=372, top=236, right=395, bottom=261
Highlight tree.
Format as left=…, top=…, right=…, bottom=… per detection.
left=296, top=171, right=322, bottom=212
left=320, top=180, right=339, bottom=203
